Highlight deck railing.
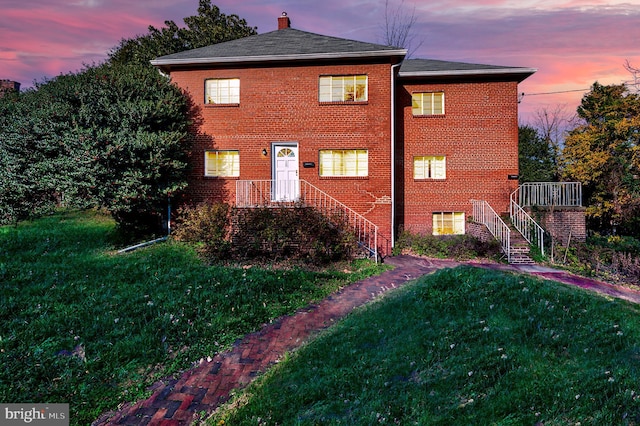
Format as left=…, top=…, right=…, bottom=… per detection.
left=471, top=199, right=511, bottom=263
left=514, top=182, right=582, bottom=208
left=508, top=182, right=581, bottom=258
left=236, top=180, right=378, bottom=261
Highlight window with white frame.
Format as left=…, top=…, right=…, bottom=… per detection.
left=204, top=150, right=239, bottom=177
left=414, top=156, right=446, bottom=179
left=433, top=212, right=465, bottom=235
left=205, top=78, right=240, bottom=105
left=412, top=92, right=444, bottom=115
left=319, top=75, right=368, bottom=102
left=319, top=149, right=368, bottom=177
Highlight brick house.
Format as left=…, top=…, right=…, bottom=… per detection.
left=0, top=80, right=20, bottom=96
left=152, top=13, right=538, bottom=258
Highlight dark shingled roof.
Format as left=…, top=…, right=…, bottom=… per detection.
left=150, top=27, right=535, bottom=82
left=399, top=59, right=536, bottom=82
left=151, top=28, right=407, bottom=70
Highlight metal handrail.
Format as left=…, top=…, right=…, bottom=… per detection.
left=510, top=199, right=545, bottom=257
left=236, top=180, right=378, bottom=261
left=471, top=200, right=511, bottom=263
left=509, top=182, right=581, bottom=259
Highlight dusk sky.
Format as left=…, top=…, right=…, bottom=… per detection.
left=2, top=0, right=640, bottom=123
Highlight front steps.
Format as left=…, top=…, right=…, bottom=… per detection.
left=510, top=244, right=535, bottom=264
left=507, top=219, right=536, bottom=265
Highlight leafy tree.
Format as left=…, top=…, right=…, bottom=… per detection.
left=0, top=91, right=62, bottom=223
left=0, top=64, right=195, bottom=235
left=518, top=125, right=557, bottom=183
left=1, top=2, right=259, bottom=235
left=561, top=82, right=640, bottom=236
left=109, top=0, right=257, bottom=68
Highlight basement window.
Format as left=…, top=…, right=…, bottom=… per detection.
left=433, top=212, right=465, bottom=235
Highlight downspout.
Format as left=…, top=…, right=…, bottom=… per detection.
left=390, top=62, right=401, bottom=250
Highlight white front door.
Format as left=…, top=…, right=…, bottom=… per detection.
left=273, top=143, right=299, bottom=202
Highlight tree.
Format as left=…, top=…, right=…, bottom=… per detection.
left=0, top=63, right=195, bottom=234
left=1, top=1, right=257, bottom=235
left=529, top=105, right=578, bottom=180
left=561, top=82, right=640, bottom=236
left=518, top=125, right=556, bottom=183
left=0, top=91, right=62, bottom=223
left=109, top=0, right=257, bottom=68
left=624, top=60, right=640, bottom=93
left=378, top=0, right=423, bottom=57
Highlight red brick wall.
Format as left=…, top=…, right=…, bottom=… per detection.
left=396, top=80, right=520, bottom=235
left=533, top=207, right=587, bottom=245
left=169, top=61, right=395, bottom=250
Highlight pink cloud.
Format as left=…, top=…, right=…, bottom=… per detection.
left=2, top=0, right=640, bottom=125
left=0, top=1, right=188, bottom=85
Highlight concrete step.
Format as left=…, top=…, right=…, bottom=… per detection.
left=510, top=245, right=531, bottom=254
left=509, top=254, right=536, bottom=264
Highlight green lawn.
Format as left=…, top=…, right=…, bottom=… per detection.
left=209, top=266, right=640, bottom=425
left=0, top=210, right=386, bottom=425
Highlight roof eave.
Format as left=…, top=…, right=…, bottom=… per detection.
left=150, top=49, right=408, bottom=69
left=398, top=67, right=537, bottom=82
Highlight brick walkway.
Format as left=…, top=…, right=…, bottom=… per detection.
left=92, top=255, right=454, bottom=426
left=93, top=255, right=640, bottom=425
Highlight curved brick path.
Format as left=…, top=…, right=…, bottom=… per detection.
left=93, top=255, right=640, bottom=425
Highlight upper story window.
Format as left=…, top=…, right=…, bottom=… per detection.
left=204, top=150, right=239, bottom=177
left=414, top=156, right=446, bottom=180
left=205, top=78, right=240, bottom=105
left=319, top=149, right=368, bottom=177
left=412, top=92, right=444, bottom=115
left=319, top=75, right=368, bottom=102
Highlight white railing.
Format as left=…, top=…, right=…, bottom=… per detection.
left=514, top=182, right=582, bottom=208
left=510, top=199, right=545, bottom=257
left=236, top=180, right=379, bottom=261
left=471, top=200, right=511, bottom=263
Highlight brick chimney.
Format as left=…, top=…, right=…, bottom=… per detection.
left=278, top=12, right=291, bottom=30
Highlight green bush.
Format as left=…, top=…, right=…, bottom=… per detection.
left=561, top=234, right=640, bottom=286
left=172, top=201, right=232, bottom=260
left=173, top=203, right=358, bottom=265
left=0, top=63, right=193, bottom=238
left=232, top=205, right=358, bottom=264
left=393, top=230, right=501, bottom=260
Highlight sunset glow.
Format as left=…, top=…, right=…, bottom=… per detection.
left=2, top=0, right=639, bottom=123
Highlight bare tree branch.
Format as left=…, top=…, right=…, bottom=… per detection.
left=624, top=60, right=640, bottom=93
left=530, top=105, right=579, bottom=180
left=379, top=0, right=423, bottom=57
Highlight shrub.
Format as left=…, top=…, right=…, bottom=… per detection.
left=562, top=234, right=640, bottom=286
left=173, top=203, right=358, bottom=265
left=172, top=202, right=231, bottom=260
left=231, top=205, right=357, bottom=265
left=393, top=229, right=501, bottom=260
left=0, top=63, right=193, bottom=237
